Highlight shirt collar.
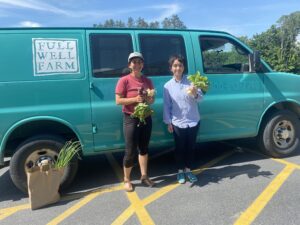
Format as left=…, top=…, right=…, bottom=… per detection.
left=172, top=75, right=186, bottom=83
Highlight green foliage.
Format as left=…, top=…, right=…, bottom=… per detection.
left=162, top=15, right=187, bottom=29
left=131, top=103, right=154, bottom=125
left=93, top=14, right=186, bottom=29
left=187, top=71, right=209, bottom=94
left=54, top=141, right=81, bottom=169
left=246, top=11, right=300, bottom=74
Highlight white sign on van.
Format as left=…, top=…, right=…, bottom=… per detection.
left=32, top=38, right=80, bottom=76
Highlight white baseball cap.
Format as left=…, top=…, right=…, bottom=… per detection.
left=128, top=52, right=144, bottom=62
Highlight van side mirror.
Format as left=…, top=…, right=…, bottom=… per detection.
left=249, top=50, right=262, bottom=72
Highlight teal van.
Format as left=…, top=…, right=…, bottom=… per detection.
left=0, top=28, right=299, bottom=193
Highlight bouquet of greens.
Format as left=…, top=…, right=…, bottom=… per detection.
left=187, top=71, right=209, bottom=95
left=131, top=88, right=155, bottom=125
left=54, top=141, right=81, bottom=169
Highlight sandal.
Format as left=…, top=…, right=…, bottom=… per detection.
left=124, top=179, right=134, bottom=192
left=140, top=175, right=155, bottom=187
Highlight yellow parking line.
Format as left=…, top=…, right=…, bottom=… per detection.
left=111, top=205, right=135, bottom=225
left=0, top=185, right=123, bottom=222
left=143, top=150, right=234, bottom=205
left=271, top=158, right=300, bottom=170
left=0, top=149, right=234, bottom=224
left=113, top=150, right=234, bottom=224
left=106, top=153, right=155, bottom=225
left=47, top=185, right=123, bottom=225
left=234, top=165, right=295, bottom=225
left=236, top=148, right=300, bottom=170
left=0, top=204, right=30, bottom=220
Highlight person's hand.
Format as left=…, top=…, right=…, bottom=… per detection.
left=190, top=85, right=198, bottom=97
left=146, top=96, right=154, bottom=104
left=167, top=124, right=173, bottom=133
left=135, top=95, right=144, bottom=103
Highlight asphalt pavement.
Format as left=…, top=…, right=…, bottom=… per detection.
left=1, top=140, right=300, bottom=225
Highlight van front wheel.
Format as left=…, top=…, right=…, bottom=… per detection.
left=9, top=135, right=78, bottom=194
left=258, top=110, right=300, bottom=158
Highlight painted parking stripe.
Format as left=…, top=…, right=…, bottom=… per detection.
left=271, top=158, right=300, bottom=170
left=0, top=185, right=123, bottom=222
left=234, top=165, right=295, bottom=225
left=47, top=185, right=123, bottom=225
left=106, top=153, right=155, bottom=225
left=232, top=147, right=300, bottom=170
left=0, top=204, right=30, bottom=220
left=112, top=150, right=234, bottom=224
left=143, top=150, right=234, bottom=205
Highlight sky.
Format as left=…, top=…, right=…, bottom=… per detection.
left=0, top=0, right=299, bottom=37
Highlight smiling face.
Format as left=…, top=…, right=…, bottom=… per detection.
left=171, top=59, right=184, bottom=79
left=128, top=57, right=144, bottom=74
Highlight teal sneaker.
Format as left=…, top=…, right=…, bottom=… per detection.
left=177, top=172, right=185, bottom=184
left=185, top=172, right=198, bottom=183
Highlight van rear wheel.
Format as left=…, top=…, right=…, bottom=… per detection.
left=9, top=135, right=78, bottom=194
left=258, top=110, right=300, bottom=157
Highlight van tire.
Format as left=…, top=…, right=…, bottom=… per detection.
left=258, top=110, right=300, bottom=157
left=9, top=135, right=78, bottom=194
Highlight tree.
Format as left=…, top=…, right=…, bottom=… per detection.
left=93, top=14, right=186, bottom=29
left=136, top=17, right=149, bottom=28
left=149, top=21, right=160, bottom=29
left=162, top=15, right=187, bottom=29
left=127, top=17, right=135, bottom=28
left=277, top=11, right=300, bottom=73
left=246, top=11, right=300, bottom=74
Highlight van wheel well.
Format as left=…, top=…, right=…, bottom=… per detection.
left=260, top=102, right=300, bottom=129
left=4, top=120, right=78, bottom=157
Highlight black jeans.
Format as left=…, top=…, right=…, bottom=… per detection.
left=172, top=122, right=200, bottom=170
left=123, top=113, right=152, bottom=168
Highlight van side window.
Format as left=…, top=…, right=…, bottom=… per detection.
left=139, top=34, right=187, bottom=76
left=199, top=36, right=250, bottom=74
left=90, top=34, right=133, bottom=77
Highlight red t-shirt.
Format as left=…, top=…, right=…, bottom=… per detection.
left=115, top=74, right=154, bottom=114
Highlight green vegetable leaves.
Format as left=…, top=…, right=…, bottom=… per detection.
left=131, top=103, right=154, bottom=125
left=187, top=71, right=209, bottom=94
left=131, top=88, right=155, bottom=126
left=54, top=141, right=81, bottom=169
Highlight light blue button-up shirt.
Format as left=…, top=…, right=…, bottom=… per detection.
left=163, top=75, right=203, bottom=128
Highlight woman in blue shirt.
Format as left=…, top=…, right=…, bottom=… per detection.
left=163, top=55, right=203, bottom=184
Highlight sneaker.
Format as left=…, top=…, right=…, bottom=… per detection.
left=185, top=171, right=198, bottom=183
left=177, top=172, right=185, bottom=184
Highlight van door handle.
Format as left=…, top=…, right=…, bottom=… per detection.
left=89, top=82, right=94, bottom=89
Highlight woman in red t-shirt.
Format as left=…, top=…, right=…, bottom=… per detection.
left=115, top=52, right=155, bottom=192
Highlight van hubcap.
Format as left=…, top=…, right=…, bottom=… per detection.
left=273, top=120, right=294, bottom=149
left=25, top=149, right=58, bottom=171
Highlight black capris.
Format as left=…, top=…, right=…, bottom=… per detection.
left=123, top=113, right=152, bottom=168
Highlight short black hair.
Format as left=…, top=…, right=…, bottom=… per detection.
left=168, top=55, right=185, bottom=68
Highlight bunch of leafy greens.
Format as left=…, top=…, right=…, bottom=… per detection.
left=131, top=88, right=155, bottom=125
left=187, top=71, right=209, bottom=94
